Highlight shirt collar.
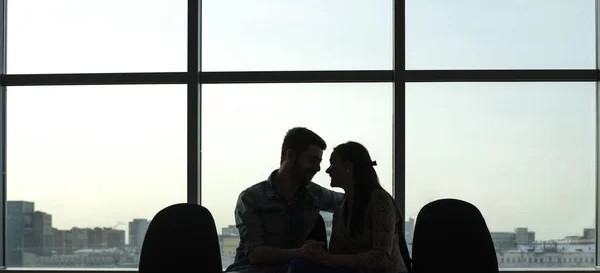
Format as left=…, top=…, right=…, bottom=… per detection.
left=266, top=169, right=279, bottom=199
left=266, top=169, right=309, bottom=204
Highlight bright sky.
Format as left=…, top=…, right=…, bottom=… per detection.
left=3, top=0, right=596, bottom=243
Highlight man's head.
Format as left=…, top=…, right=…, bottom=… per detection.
left=280, top=127, right=326, bottom=185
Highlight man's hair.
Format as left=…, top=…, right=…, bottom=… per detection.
left=280, top=127, right=327, bottom=164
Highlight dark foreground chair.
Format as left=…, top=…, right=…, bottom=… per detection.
left=412, top=199, right=498, bottom=273
left=139, top=203, right=222, bottom=273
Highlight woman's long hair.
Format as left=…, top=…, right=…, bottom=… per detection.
left=333, top=141, right=384, bottom=235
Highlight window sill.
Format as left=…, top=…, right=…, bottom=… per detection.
left=0, top=268, right=598, bottom=273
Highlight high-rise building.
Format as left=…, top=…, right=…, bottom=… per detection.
left=491, top=232, right=517, bottom=249
left=52, top=226, right=126, bottom=251
left=491, top=227, right=536, bottom=250
left=404, top=218, right=415, bottom=245
left=70, top=227, right=91, bottom=249
left=52, top=228, right=70, bottom=255
left=515, top=227, right=535, bottom=244
left=32, top=211, right=53, bottom=256
left=129, top=219, right=149, bottom=248
left=319, top=211, right=334, bottom=245
left=7, top=201, right=35, bottom=266
left=221, top=225, right=238, bottom=236
left=104, top=228, right=125, bottom=248
left=88, top=227, right=104, bottom=248
left=583, top=228, right=595, bottom=240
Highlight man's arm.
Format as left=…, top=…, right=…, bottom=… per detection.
left=249, top=246, right=303, bottom=264
left=308, top=183, right=344, bottom=212
left=235, top=191, right=306, bottom=264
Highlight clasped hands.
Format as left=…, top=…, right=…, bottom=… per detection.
left=299, top=240, right=335, bottom=266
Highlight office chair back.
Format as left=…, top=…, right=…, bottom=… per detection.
left=412, top=199, right=498, bottom=273
left=139, top=203, right=222, bottom=273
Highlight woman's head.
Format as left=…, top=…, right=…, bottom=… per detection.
left=326, top=141, right=385, bottom=235
left=326, top=141, right=379, bottom=191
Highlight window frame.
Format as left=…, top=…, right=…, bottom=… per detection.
left=0, top=0, right=597, bottom=271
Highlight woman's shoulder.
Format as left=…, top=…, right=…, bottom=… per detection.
left=368, top=188, right=397, bottom=210
left=369, top=188, right=393, bottom=201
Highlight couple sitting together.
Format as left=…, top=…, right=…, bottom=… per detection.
left=225, top=127, right=411, bottom=273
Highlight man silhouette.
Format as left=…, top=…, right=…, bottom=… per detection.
left=226, top=127, right=344, bottom=273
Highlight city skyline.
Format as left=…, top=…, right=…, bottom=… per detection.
left=8, top=198, right=596, bottom=268
left=7, top=200, right=149, bottom=246
left=11, top=198, right=594, bottom=243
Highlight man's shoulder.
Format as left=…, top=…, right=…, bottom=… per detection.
left=238, top=180, right=269, bottom=202
left=243, top=180, right=269, bottom=192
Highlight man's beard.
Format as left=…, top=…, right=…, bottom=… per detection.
left=292, top=164, right=312, bottom=186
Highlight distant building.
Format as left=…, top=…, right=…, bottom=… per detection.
left=493, top=228, right=595, bottom=268
left=89, top=227, right=104, bottom=248
left=515, top=227, right=535, bottom=244
left=320, top=211, right=333, bottom=244
left=52, top=226, right=125, bottom=254
left=219, top=233, right=240, bottom=269
left=497, top=242, right=595, bottom=268
left=129, top=219, right=149, bottom=248
left=70, top=228, right=90, bottom=249
left=583, top=228, right=595, bottom=240
left=7, top=201, right=35, bottom=266
left=32, top=211, right=53, bottom=256
left=555, top=229, right=595, bottom=244
left=492, top=228, right=535, bottom=250
left=221, top=225, right=239, bottom=236
left=103, top=228, right=126, bottom=248
left=221, top=235, right=240, bottom=256
left=492, top=232, right=517, bottom=250
left=405, top=218, right=415, bottom=244
left=52, top=228, right=70, bottom=255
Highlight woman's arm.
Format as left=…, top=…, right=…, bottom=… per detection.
left=326, top=191, right=397, bottom=270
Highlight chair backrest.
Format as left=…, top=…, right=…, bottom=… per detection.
left=306, top=214, right=328, bottom=250
left=139, top=203, right=222, bottom=273
left=412, top=199, right=498, bottom=273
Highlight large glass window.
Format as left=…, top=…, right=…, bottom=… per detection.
left=6, top=0, right=186, bottom=74
left=405, top=82, right=596, bottom=268
left=406, top=0, right=595, bottom=69
left=201, top=83, right=394, bottom=268
left=202, top=0, right=393, bottom=71
left=6, top=85, right=187, bottom=268
left=2, top=0, right=599, bottom=271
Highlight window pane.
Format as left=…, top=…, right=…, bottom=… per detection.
left=406, top=0, right=595, bottom=69
left=7, top=0, right=186, bottom=74
left=6, top=85, right=186, bottom=268
left=406, top=82, right=595, bottom=268
left=202, top=0, right=393, bottom=71
left=201, top=83, right=393, bottom=268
